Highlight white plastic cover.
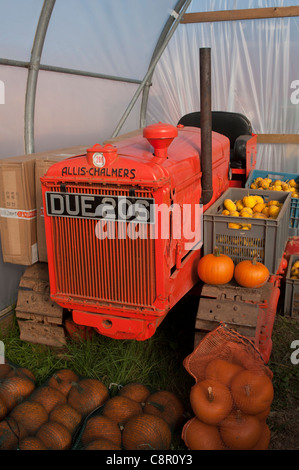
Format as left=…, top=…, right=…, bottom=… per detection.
left=147, top=0, right=299, bottom=173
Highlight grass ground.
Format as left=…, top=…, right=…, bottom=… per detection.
left=0, top=293, right=298, bottom=450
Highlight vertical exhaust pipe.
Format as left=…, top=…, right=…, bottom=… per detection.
left=200, top=48, right=213, bottom=205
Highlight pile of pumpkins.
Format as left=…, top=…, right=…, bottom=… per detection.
left=249, top=176, right=299, bottom=197
left=221, top=194, right=283, bottom=230
left=182, top=357, right=274, bottom=450
left=197, top=248, right=270, bottom=289
left=0, top=363, right=186, bottom=451
left=76, top=384, right=185, bottom=450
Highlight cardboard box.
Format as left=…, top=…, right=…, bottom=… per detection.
left=0, top=146, right=87, bottom=265
left=35, top=146, right=87, bottom=262
left=0, top=155, right=37, bottom=265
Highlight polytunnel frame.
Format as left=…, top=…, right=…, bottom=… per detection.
left=0, top=0, right=192, bottom=154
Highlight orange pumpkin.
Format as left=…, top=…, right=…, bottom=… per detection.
left=102, top=396, right=143, bottom=427
left=0, top=418, right=28, bottom=450
left=204, top=359, right=244, bottom=387
left=68, top=378, right=109, bottom=418
left=0, top=376, right=35, bottom=412
left=122, top=414, right=172, bottom=450
left=18, top=436, right=47, bottom=450
left=48, top=369, right=79, bottom=396
left=182, top=417, right=225, bottom=450
left=197, top=248, right=234, bottom=285
left=0, top=364, right=12, bottom=379
left=234, top=257, right=269, bottom=288
left=6, top=367, right=36, bottom=383
left=219, top=411, right=262, bottom=450
left=36, top=421, right=72, bottom=450
left=143, top=390, right=185, bottom=431
left=118, top=383, right=151, bottom=404
left=81, top=415, right=122, bottom=447
left=48, top=403, right=82, bottom=434
left=190, top=379, right=233, bottom=425
left=30, top=385, right=66, bottom=413
left=231, top=370, right=274, bottom=415
left=10, top=401, right=48, bottom=435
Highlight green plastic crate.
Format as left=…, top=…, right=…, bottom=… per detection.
left=203, top=188, right=291, bottom=275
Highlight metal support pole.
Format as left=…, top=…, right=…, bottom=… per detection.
left=139, top=0, right=187, bottom=129
left=24, top=0, right=56, bottom=154
left=111, top=0, right=192, bottom=138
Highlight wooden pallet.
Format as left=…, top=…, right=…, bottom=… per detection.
left=16, top=263, right=66, bottom=347
left=194, top=280, right=274, bottom=348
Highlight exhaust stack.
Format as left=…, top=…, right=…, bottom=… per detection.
left=199, top=47, right=213, bottom=205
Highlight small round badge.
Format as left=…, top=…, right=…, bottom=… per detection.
left=93, top=152, right=106, bottom=168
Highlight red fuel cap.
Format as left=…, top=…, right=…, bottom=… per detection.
left=143, top=122, right=178, bottom=159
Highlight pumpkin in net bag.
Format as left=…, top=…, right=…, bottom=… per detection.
left=230, top=369, right=274, bottom=415
left=190, top=379, right=233, bottom=425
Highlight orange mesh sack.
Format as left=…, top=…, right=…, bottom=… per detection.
left=182, top=323, right=273, bottom=450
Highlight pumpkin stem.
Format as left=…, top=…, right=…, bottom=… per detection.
left=252, top=257, right=257, bottom=265
left=213, top=247, right=220, bottom=257
left=245, top=384, right=251, bottom=397
left=207, top=386, right=214, bottom=402
left=147, top=401, right=165, bottom=412
left=236, top=409, right=243, bottom=422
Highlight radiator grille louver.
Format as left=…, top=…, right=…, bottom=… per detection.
left=49, top=184, right=156, bottom=308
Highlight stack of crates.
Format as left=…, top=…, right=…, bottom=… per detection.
left=195, top=186, right=291, bottom=363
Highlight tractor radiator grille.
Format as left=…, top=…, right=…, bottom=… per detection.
left=48, top=184, right=156, bottom=308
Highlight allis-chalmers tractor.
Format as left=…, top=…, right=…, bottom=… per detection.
left=40, top=49, right=257, bottom=341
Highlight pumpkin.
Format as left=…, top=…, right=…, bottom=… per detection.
left=68, top=378, right=109, bottom=418
left=252, top=423, right=271, bottom=450
left=143, top=390, right=185, bottom=431
left=219, top=411, right=262, bottom=450
left=102, top=396, right=143, bottom=427
left=234, top=257, right=269, bottom=288
left=204, top=359, right=244, bottom=387
left=10, top=401, right=48, bottom=435
left=230, top=370, right=274, bottom=415
left=0, top=396, right=7, bottom=420
left=182, top=417, right=225, bottom=450
left=48, top=369, right=79, bottom=396
left=36, top=421, right=72, bottom=450
left=18, top=436, right=47, bottom=450
left=197, top=248, right=234, bottom=285
left=0, top=364, right=12, bottom=379
left=85, top=438, right=122, bottom=450
left=48, top=403, right=82, bottom=434
left=6, top=367, right=36, bottom=383
left=255, top=406, right=271, bottom=422
left=190, top=379, right=233, bottom=425
left=0, top=376, right=35, bottom=412
left=118, top=382, right=151, bottom=404
left=0, top=418, right=27, bottom=450
left=81, top=415, right=122, bottom=447
left=122, top=414, right=172, bottom=451
left=30, top=385, right=66, bottom=413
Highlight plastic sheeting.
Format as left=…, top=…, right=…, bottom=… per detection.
left=146, top=0, right=299, bottom=173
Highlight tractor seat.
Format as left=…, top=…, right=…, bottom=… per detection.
left=177, top=111, right=253, bottom=169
